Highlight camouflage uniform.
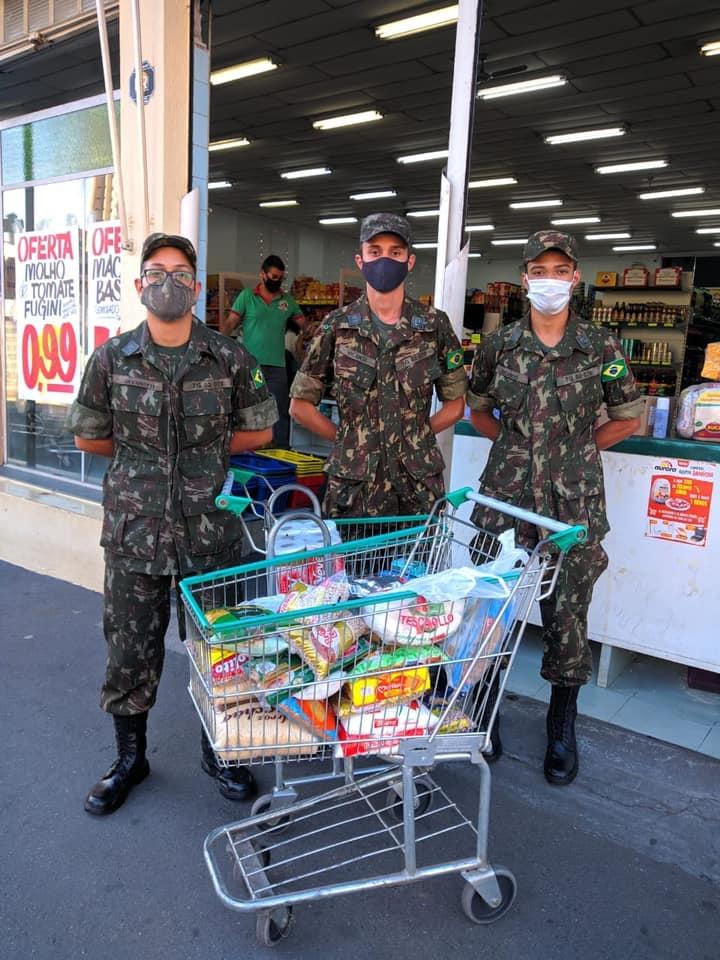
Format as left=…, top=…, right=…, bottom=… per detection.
left=69, top=319, right=277, bottom=714
left=468, top=311, right=642, bottom=685
left=290, top=293, right=468, bottom=517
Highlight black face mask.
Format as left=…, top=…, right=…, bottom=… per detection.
left=264, top=277, right=282, bottom=293
left=360, top=257, right=409, bottom=294
left=141, top=277, right=195, bottom=322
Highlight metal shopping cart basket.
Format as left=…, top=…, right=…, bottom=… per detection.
left=179, top=487, right=585, bottom=946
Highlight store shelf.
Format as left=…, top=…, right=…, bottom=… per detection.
left=297, top=300, right=337, bottom=306
left=596, top=285, right=685, bottom=292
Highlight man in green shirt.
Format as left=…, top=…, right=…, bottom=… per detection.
left=221, top=255, right=306, bottom=447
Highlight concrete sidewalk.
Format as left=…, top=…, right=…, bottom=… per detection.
left=1, top=559, right=718, bottom=960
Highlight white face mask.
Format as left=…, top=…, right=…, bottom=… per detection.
left=525, top=277, right=574, bottom=315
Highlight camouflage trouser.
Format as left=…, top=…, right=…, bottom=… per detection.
left=539, top=541, right=608, bottom=686
left=101, top=565, right=188, bottom=715
left=323, top=467, right=444, bottom=518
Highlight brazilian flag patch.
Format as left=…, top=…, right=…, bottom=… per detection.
left=251, top=366, right=265, bottom=389
left=447, top=348, right=464, bottom=371
left=601, top=359, right=628, bottom=382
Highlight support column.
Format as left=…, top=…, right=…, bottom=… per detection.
left=118, top=0, right=192, bottom=329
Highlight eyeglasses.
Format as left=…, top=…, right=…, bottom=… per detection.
left=142, top=268, right=196, bottom=288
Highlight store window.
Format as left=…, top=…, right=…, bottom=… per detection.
left=1, top=98, right=118, bottom=487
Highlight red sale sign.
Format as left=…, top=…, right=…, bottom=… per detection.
left=16, top=227, right=81, bottom=403
left=87, top=221, right=122, bottom=350
left=646, top=458, right=715, bottom=547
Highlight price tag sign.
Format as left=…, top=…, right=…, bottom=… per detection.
left=87, top=221, right=122, bottom=350
left=16, top=227, right=81, bottom=403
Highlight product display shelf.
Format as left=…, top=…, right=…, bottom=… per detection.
left=205, top=273, right=245, bottom=331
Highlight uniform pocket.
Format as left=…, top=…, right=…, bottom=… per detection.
left=334, top=348, right=376, bottom=412
left=110, top=378, right=164, bottom=447
left=182, top=379, right=232, bottom=446
left=396, top=343, right=440, bottom=409
left=100, top=509, right=160, bottom=561
left=556, top=364, right=603, bottom=434
left=186, top=509, right=241, bottom=556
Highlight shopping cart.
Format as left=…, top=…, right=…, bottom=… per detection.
left=179, top=488, right=585, bottom=946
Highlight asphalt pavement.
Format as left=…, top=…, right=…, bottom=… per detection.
left=1, top=559, right=718, bottom=960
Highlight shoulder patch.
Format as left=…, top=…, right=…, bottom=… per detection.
left=251, top=365, right=266, bottom=389
left=121, top=339, right=141, bottom=356
left=601, top=359, right=628, bottom=381
left=447, top=348, right=464, bottom=371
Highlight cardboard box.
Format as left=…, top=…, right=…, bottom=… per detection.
left=595, top=271, right=618, bottom=287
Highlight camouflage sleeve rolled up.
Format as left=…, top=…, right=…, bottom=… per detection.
left=231, top=345, right=279, bottom=431
left=67, top=348, right=113, bottom=438
left=467, top=335, right=499, bottom=411
left=289, top=316, right=336, bottom=405
left=434, top=309, right=469, bottom=401
left=601, top=335, right=644, bottom=420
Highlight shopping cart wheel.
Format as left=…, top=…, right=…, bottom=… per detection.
left=251, top=794, right=292, bottom=834
left=385, top=777, right=433, bottom=821
left=461, top=868, right=517, bottom=924
left=256, top=905, right=294, bottom=946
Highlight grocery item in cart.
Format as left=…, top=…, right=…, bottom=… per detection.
left=345, top=644, right=446, bottom=708
left=362, top=592, right=465, bottom=647
left=336, top=699, right=438, bottom=757
left=286, top=615, right=367, bottom=679
left=212, top=702, right=323, bottom=761
left=273, top=519, right=345, bottom=592
left=278, top=572, right=350, bottom=618
left=274, top=696, right=340, bottom=742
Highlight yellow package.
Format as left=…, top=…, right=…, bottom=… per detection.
left=347, top=665, right=430, bottom=709
left=701, top=343, right=720, bottom=381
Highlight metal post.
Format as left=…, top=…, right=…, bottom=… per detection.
left=131, top=0, right=150, bottom=236
left=433, top=0, right=484, bottom=478
left=96, top=0, right=130, bottom=249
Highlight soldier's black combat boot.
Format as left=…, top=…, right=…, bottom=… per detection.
left=201, top=729, right=257, bottom=802
left=84, top=713, right=150, bottom=815
left=544, top=684, right=580, bottom=786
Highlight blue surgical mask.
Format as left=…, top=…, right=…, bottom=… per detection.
left=361, top=257, right=409, bottom=294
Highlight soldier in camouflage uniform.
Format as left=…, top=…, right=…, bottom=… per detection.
left=289, top=213, right=467, bottom=517
left=70, top=233, right=277, bottom=815
left=468, top=230, right=642, bottom=785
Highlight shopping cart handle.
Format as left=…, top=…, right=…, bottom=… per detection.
left=449, top=487, right=587, bottom=550
left=215, top=469, right=253, bottom=515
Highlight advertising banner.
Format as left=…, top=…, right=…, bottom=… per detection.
left=646, top=457, right=715, bottom=547
left=15, top=227, right=81, bottom=403
left=87, top=220, right=122, bottom=350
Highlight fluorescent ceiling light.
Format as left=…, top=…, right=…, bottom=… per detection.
left=671, top=208, right=720, bottom=218
left=208, top=180, right=232, bottom=190
left=210, top=57, right=277, bottom=86
left=715, top=243, right=720, bottom=247
left=259, top=200, right=299, bottom=208
left=469, top=177, right=517, bottom=188
left=700, top=40, right=720, bottom=56
left=586, top=232, right=631, bottom=240
left=551, top=217, right=600, bottom=225
left=596, top=159, right=668, bottom=174
left=696, top=227, right=720, bottom=234
left=468, top=253, right=483, bottom=259
left=407, top=209, right=440, bottom=218
left=375, top=4, right=458, bottom=40
left=209, top=137, right=250, bottom=152
left=349, top=190, right=397, bottom=200
left=414, top=242, right=438, bottom=249
left=510, top=199, right=562, bottom=209
left=465, top=224, right=495, bottom=232
left=545, top=127, right=625, bottom=145
left=491, top=238, right=528, bottom=246
left=281, top=167, right=332, bottom=180
left=397, top=149, right=448, bottom=164
left=313, top=110, right=383, bottom=131
left=613, top=244, right=656, bottom=252
left=639, top=187, right=705, bottom=200
left=318, top=217, right=358, bottom=225
left=478, top=75, right=566, bottom=100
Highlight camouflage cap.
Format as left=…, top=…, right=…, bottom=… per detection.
left=359, top=213, right=413, bottom=247
left=140, top=232, right=197, bottom=271
left=523, top=230, right=578, bottom=265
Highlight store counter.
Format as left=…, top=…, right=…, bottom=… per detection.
left=451, top=422, right=720, bottom=681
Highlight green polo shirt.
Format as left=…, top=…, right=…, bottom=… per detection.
left=230, top=285, right=303, bottom=367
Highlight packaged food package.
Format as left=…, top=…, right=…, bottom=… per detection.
left=273, top=519, right=345, bottom=593
left=335, top=699, right=437, bottom=758
left=345, top=645, right=445, bottom=708
left=362, top=593, right=465, bottom=646
left=286, top=614, right=367, bottom=679
left=211, top=703, right=323, bottom=761
left=274, top=696, right=341, bottom=742
left=425, top=696, right=474, bottom=734
left=442, top=594, right=516, bottom=691
left=204, top=598, right=283, bottom=642
left=348, top=574, right=407, bottom=597
left=676, top=383, right=720, bottom=441
left=278, top=572, right=350, bottom=619
left=701, top=343, right=720, bottom=381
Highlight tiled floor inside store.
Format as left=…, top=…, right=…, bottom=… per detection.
left=507, top=628, right=720, bottom=760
